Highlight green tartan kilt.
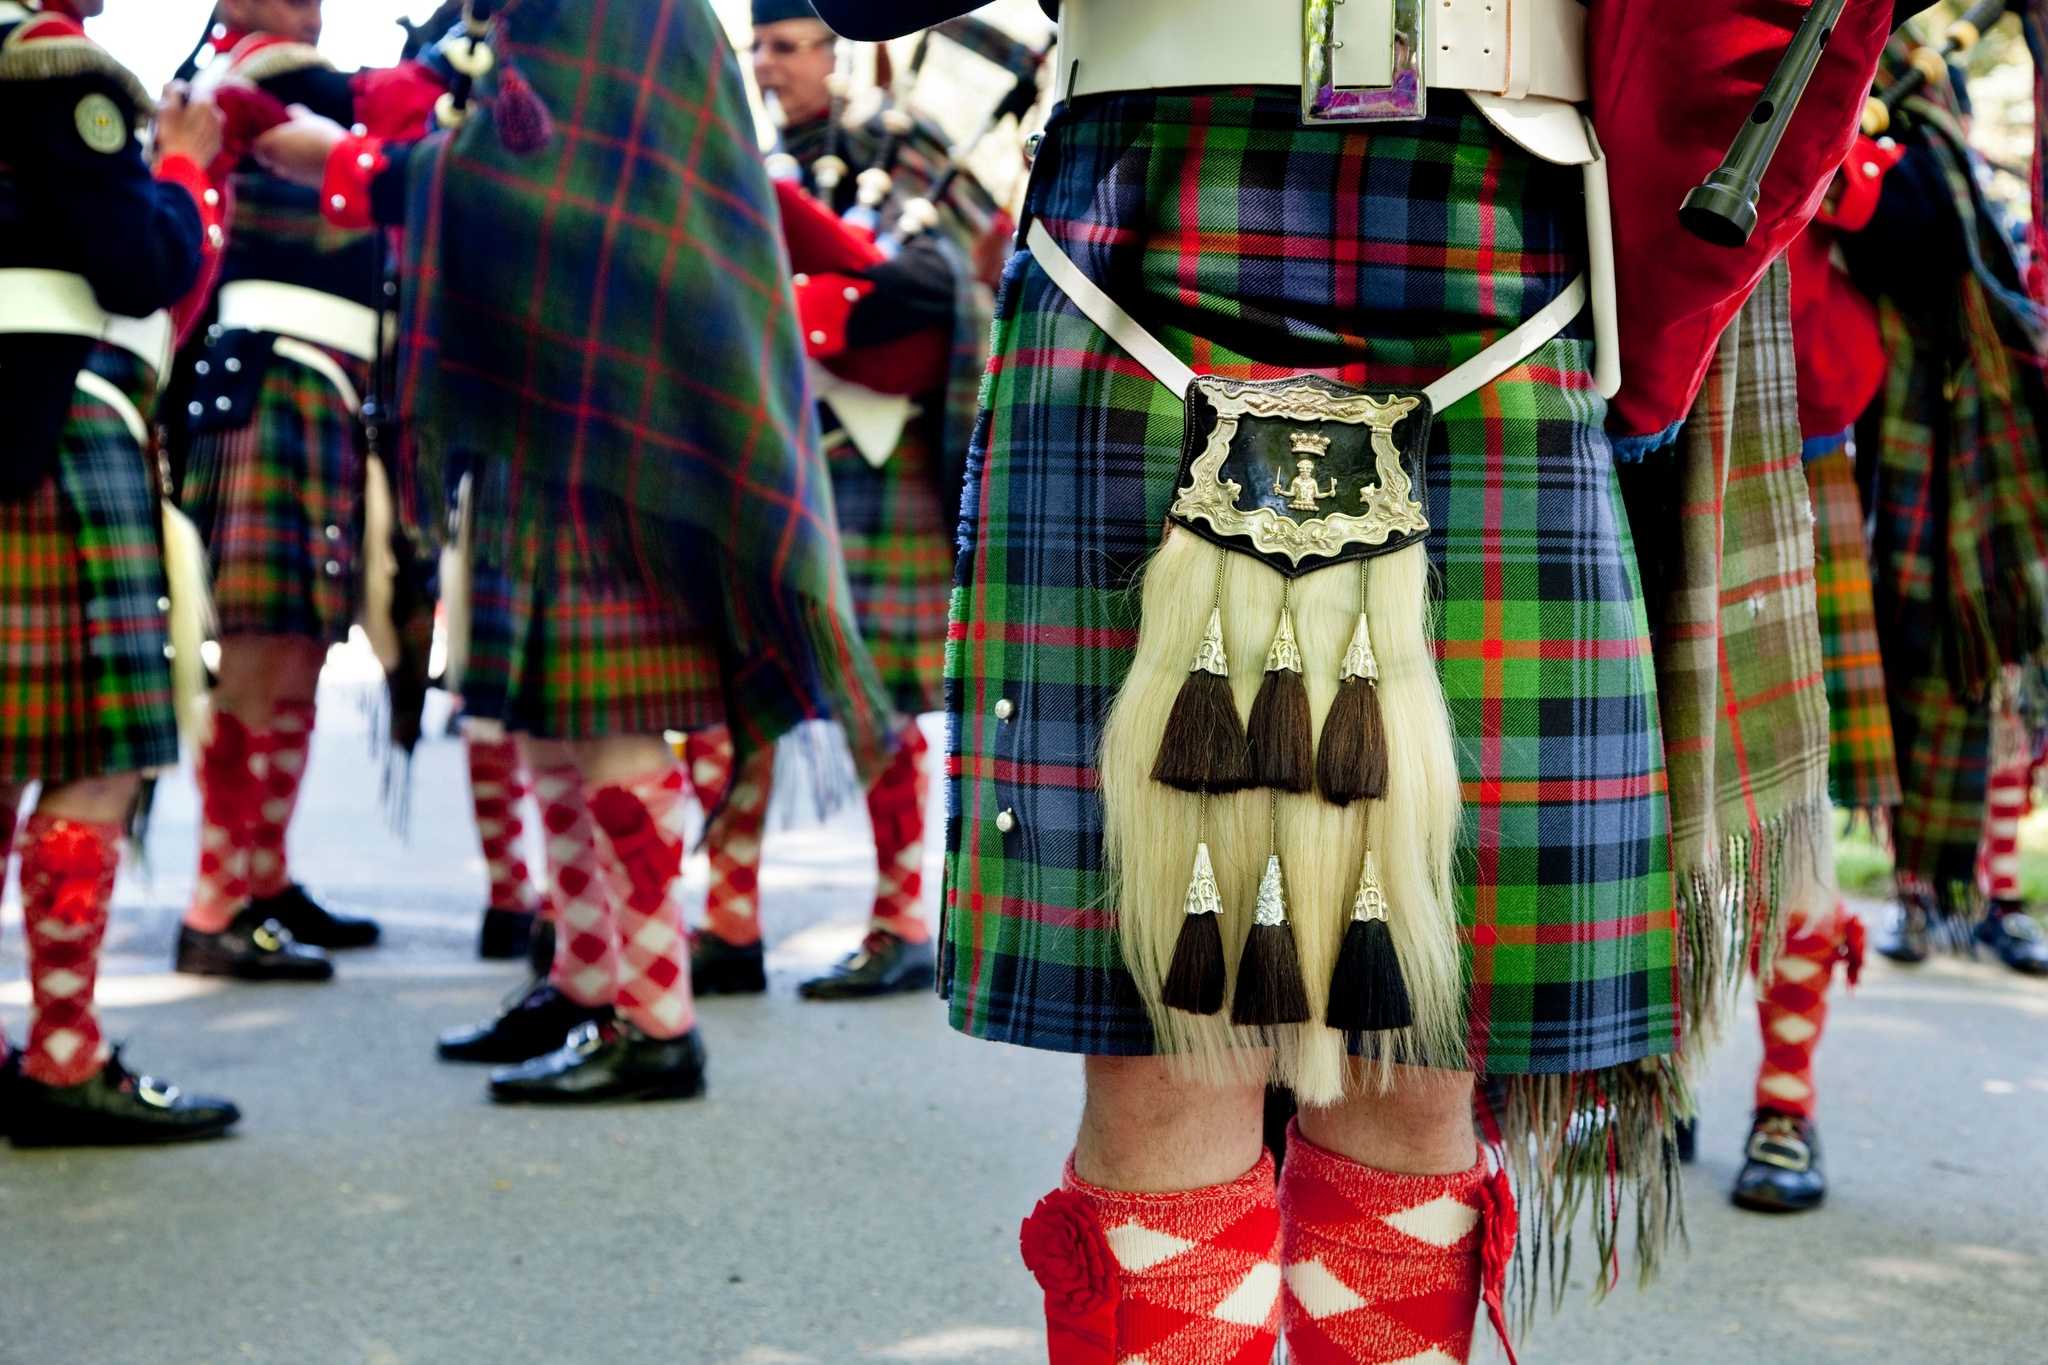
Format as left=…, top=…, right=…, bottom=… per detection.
left=180, top=339, right=364, bottom=645
left=825, top=414, right=952, bottom=718
left=0, top=347, right=177, bottom=784
left=942, top=91, right=1678, bottom=1076
left=1805, top=435, right=1902, bottom=812
left=461, top=459, right=725, bottom=741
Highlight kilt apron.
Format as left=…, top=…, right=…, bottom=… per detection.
left=943, top=91, right=1677, bottom=1115
left=826, top=422, right=953, bottom=719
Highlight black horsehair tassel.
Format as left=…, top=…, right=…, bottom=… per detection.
left=1326, top=848, right=1413, bottom=1032
left=1153, top=554, right=1250, bottom=792
left=1316, top=566, right=1388, bottom=805
left=1231, top=850, right=1312, bottom=1026
left=1162, top=835, right=1227, bottom=1015
left=1247, top=581, right=1313, bottom=792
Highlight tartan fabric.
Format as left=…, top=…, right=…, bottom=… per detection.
left=941, top=91, right=1677, bottom=1078
left=1625, top=263, right=1831, bottom=1033
left=461, top=458, right=724, bottom=741
left=179, top=341, right=365, bottom=644
left=0, top=346, right=177, bottom=784
left=1804, top=435, right=1901, bottom=812
left=398, top=0, right=888, bottom=769
left=825, top=425, right=952, bottom=716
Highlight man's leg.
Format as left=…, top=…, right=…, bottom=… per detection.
left=799, top=719, right=937, bottom=999
left=688, top=727, right=774, bottom=995
left=467, top=729, right=542, bottom=959
left=0, top=781, right=17, bottom=1065
left=1976, top=752, right=2048, bottom=975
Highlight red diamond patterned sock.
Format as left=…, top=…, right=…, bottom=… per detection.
left=700, top=739, right=773, bottom=948
left=0, top=791, right=15, bottom=1061
left=865, top=722, right=932, bottom=943
left=589, top=766, right=695, bottom=1039
left=1978, top=753, right=2030, bottom=902
left=468, top=731, right=539, bottom=913
left=184, top=709, right=260, bottom=933
left=1755, top=905, right=1859, bottom=1119
left=1025, top=1151, right=1283, bottom=1364
left=247, top=698, right=314, bottom=899
left=534, top=761, right=617, bottom=1008
left=1280, top=1121, right=1514, bottom=1365
left=18, top=813, right=120, bottom=1087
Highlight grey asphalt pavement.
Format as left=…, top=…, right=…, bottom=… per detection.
left=2, top=675, right=2044, bottom=1365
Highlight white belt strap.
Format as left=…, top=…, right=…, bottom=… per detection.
left=73, top=369, right=150, bottom=450
left=1024, top=218, right=1586, bottom=414
left=0, top=269, right=171, bottom=380
left=272, top=335, right=363, bottom=415
left=217, top=280, right=380, bottom=363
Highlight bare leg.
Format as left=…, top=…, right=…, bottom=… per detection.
left=1295, top=1063, right=1477, bottom=1175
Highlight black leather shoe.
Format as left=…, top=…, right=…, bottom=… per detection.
left=1977, top=906, right=2048, bottom=976
left=488, top=1017, right=706, bottom=1104
left=528, top=919, right=557, bottom=978
left=1876, top=900, right=1930, bottom=965
left=692, top=933, right=767, bottom=996
left=438, top=981, right=608, bottom=1064
left=798, top=929, right=935, bottom=1000
left=478, top=906, right=538, bottom=961
left=175, top=906, right=334, bottom=982
left=1731, top=1110, right=1826, bottom=1213
left=250, top=883, right=380, bottom=949
left=8, top=1048, right=240, bottom=1148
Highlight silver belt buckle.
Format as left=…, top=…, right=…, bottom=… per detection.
left=1302, top=0, right=1425, bottom=124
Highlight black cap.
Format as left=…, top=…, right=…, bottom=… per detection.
left=752, top=0, right=823, bottom=25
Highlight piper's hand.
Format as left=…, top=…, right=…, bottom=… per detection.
left=155, top=82, right=224, bottom=169
left=253, top=108, right=349, bottom=187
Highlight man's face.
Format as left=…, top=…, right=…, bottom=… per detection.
left=222, top=0, right=322, bottom=44
left=751, top=18, right=836, bottom=125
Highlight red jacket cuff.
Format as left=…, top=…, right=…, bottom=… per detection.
left=795, top=271, right=873, bottom=359
left=321, top=134, right=388, bottom=231
left=157, top=153, right=226, bottom=344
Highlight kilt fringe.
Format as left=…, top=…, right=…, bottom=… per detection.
left=1101, top=525, right=1464, bottom=1106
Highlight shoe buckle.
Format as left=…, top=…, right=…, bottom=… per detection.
left=137, top=1076, right=181, bottom=1108
left=252, top=920, right=287, bottom=952
left=1303, top=0, right=1426, bottom=124
left=566, top=1021, right=604, bottom=1055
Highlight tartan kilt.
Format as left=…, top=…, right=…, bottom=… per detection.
left=1805, top=434, right=1902, bottom=811
left=0, top=346, right=177, bottom=784
left=180, top=338, right=365, bottom=644
left=461, top=458, right=725, bottom=741
left=942, top=91, right=1678, bottom=1076
left=825, top=414, right=952, bottom=717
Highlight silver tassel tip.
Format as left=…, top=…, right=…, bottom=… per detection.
left=1339, top=611, right=1380, bottom=684
left=1263, top=607, right=1303, bottom=675
left=1183, top=842, right=1223, bottom=918
left=1254, top=854, right=1288, bottom=927
left=1191, top=607, right=1230, bottom=677
left=1350, top=849, right=1389, bottom=922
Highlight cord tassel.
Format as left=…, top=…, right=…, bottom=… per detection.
left=1161, top=840, right=1227, bottom=1015
left=1152, top=605, right=1250, bottom=793
left=1232, top=853, right=1311, bottom=1026
left=1247, top=592, right=1313, bottom=793
left=1325, top=848, right=1412, bottom=1032
left=1316, top=591, right=1388, bottom=805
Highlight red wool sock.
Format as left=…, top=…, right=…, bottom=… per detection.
left=1978, top=754, right=2031, bottom=902
left=534, top=762, right=617, bottom=1008
left=866, top=723, right=932, bottom=943
left=185, top=709, right=260, bottom=933
left=17, top=813, right=120, bottom=1087
left=1279, top=1122, right=1514, bottom=1365
left=1755, top=906, right=1860, bottom=1119
left=589, top=766, right=695, bottom=1039
left=247, top=698, right=314, bottom=899
left=467, top=732, right=538, bottom=913
left=683, top=726, right=734, bottom=807
left=1021, top=1152, right=1283, bottom=1365
left=0, top=792, right=15, bottom=1060
left=701, top=743, right=773, bottom=947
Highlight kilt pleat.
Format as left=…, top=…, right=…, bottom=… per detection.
left=1804, top=435, right=1902, bottom=812
left=826, top=420, right=952, bottom=718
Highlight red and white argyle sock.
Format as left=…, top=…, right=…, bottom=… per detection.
left=185, top=709, right=261, bottom=933
left=535, top=761, right=617, bottom=1009
left=1021, top=1151, right=1283, bottom=1365
left=700, top=740, right=773, bottom=948
left=0, top=791, right=15, bottom=1061
left=1279, top=1122, right=1514, bottom=1365
left=683, top=726, right=735, bottom=807
left=1978, top=753, right=2031, bottom=903
left=589, top=766, right=695, bottom=1039
left=1755, top=906, right=1862, bottom=1119
left=866, top=722, right=932, bottom=943
left=17, top=813, right=120, bottom=1087
left=468, top=732, right=538, bottom=913
left=246, top=697, right=315, bottom=900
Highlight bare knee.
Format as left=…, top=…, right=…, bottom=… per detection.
left=213, top=636, right=323, bottom=720
left=1296, top=1065, right=1476, bottom=1176
left=36, top=773, right=143, bottom=825
left=1076, top=1054, right=1267, bottom=1193
left=573, top=735, right=675, bottom=786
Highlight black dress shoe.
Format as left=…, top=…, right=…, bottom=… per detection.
left=1876, top=900, right=1931, bottom=965
left=528, top=919, right=557, bottom=978
left=488, top=1017, right=706, bottom=1105
left=438, top=981, right=608, bottom=1064
left=8, top=1049, right=240, bottom=1148
left=478, top=906, right=538, bottom=961
left=798, top=929, right=935, bottom=1000
left=692, top=933, right=767, bottom=996
left=1731, top=1110, right=1826, bottom=1213
left=250, top=883, right=381, bottom=949
left=1977, top=905, right=2048, bottom=977
left=175, top=906, right=334, bottom=982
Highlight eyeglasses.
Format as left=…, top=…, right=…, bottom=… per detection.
left=751, top=36, right=834, bottom=58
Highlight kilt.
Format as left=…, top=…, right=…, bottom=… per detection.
left=0, top=346, right=178, bottom=784
left=462, top=459, right=725, bottom=741
left=941, top=91, right=1678, bottom=1078
left=825, top=416, right=952, bottom=718
left=180, top=339, right=365, bottom=645
left=1805, top=434, right=1902, bottom=812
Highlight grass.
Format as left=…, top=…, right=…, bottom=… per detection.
left=1834, top=806, right=2048, bottom=905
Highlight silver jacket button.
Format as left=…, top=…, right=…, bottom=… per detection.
left=994, top=698, right=1015, bottom=721
left=995, top=808, right=1017, bottom=834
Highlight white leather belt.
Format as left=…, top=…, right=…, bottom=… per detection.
left=1058, top=0, right=1585, bottom=113
left=0, top=268, right=172, bottom=381
left=217, top=279, right=380, bottom=363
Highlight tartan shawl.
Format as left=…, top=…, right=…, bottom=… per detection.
left=396, top=0, right=889, bottom=768
left=1624, top=262, right=1832, bottom=1044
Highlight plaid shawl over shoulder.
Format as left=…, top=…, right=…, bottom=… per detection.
left=398, top=0, right=888, bottom=764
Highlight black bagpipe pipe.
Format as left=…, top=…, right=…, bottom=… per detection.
left=432, top=0, right=499, bottom=129
left=1861, top=0, right=2014, bottom=134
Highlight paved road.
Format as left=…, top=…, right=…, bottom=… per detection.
left=3, top=674, right=2044, bottom=1364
